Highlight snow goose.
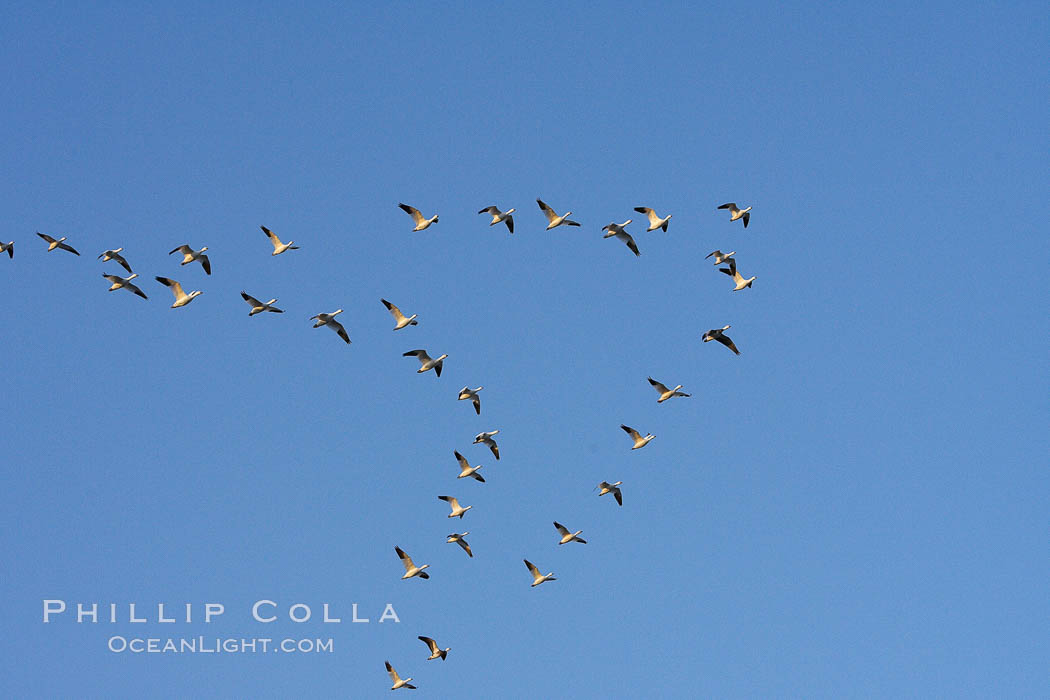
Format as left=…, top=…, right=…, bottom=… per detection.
left=634, top=206, right=672, bottom=232
left=596, top=481, right=623, bottom=506
left=37, top=232, right=79, bottom=255
left=621, top=424, right=654, bottom=450
left=478, top=205, right=515, bottom=233
left=310, top=309, right=351, bottom=344
left=447, top=532, right=473, bottom=557
left=473, top=430, right=500, bottom=460
left=395, top=546, right=430, bottom=580
left=648, top=377, right=690, bottom=403
left=404, top=349, right=446, bottom=376
left=155, top=276, right=201, bottom=308
left=602, top=220, right=640, bottom=256
left=536, top=199, right=580, bottom=229
left=98, top=248, right=133, bottom=273
left=381, top=299, right=418, bottom=330
left=718, top=202, right=751, bottom=228
left=705, top=249, right=736, bottom=265
left=418, top=636, right=450, bottom=661
left=1, top=241, right=13, bottom=258
left=438, top=495, right=472, bottom=519
left=103, top=273, right=148, bottom=299
left=260, top=226, right=299, bottom=255
left=458, top=386, right=483, bottom=415
left=168, top=244, right=211, bottom=274
left=703, top=325, right=740, bottom=354
left=554, top=521, right=587, bottom=545
left=385, top=661, right=417, bottom=690
left=719, top=259, right=756, bottom=291
left=524, top=559, right=556, bottom=587
left=398, top=203, right=438, bottom=231
left=241, top=291, right=283, bottom=315
left=453, top=450, right=485, bottom=482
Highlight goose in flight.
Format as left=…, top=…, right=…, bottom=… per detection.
left=169, top=244, right=211, bottom=274
left=718, top=202, right=751, bottom=228
left=418, top=636, right=450, bottom=661
left=98, top=248, right=132, bottom=273
left=596, top=481, right=623, bottom=506
left=478, top=205, right=515, bottom=233
left=703, top=325, right=740, bottom=354
left=1, top=241, right=13, bottom=258
left=524, top=559, right=556, bottom=587
left=241, top=291, right=283, bottom=316
left=438, top=495, right=472, bottom=519
left=648, top=377, right=690, bottom=403
left=447, top=531, right=473, bottom=557
left=705, top=249, right=736, bottom=265
left=602, top=220, right=640, bottom=256
left=395, top=546, right=430, bottom=580
left=398, top=203, right=438, bottom=231
left=458, top=386, right=483, bottom=415
left=536, top=199, right=580, bottom=229
left=385, top=661, right=416, bottom=690
left=554, top=521, right=587, bottom=545
left=37, top=232, right=79, bottom=256
left=719, top=259, right=756, bottom=291
left=404, top=349, right=445, bottom=376
left=473, top=430, right=500, bottom=460
left=634, top=206, right=672, bottom=232
left=260, top=226, right=299, bottom=255
left=621, top=424, right=654, bottom=450
left=453, top=451, right=485, bottom=482
left=381, top=299, right=418, bottom=330
left=155, top=276, right=202, bottom=308
left=311, top=310, right=350, bottom=344
left=103, top=273, right=148, bottom=299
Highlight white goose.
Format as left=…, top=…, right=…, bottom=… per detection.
left=453, top=451, right=485, bottom=482
left=602, top=220, right=640, bottom=256
left=418, top=636, right=450, bottom=661
left=705, top=249, right=736, bottom=265
left=648, top=377, right=691, bottom=403
left=718, top=202, right=751, bottom=228
left=720, top=259, right=755, bottom=291
left=103, top=273, right=148, bottom=299
left=385, top=661, right=416, bottom=690
left=524, top=559, right=556, bottom=587
left=703, top=325, right=740, bottom=354
left=634, top=206, right=672, bottom=232
left=155, top=276, right=202, bottom=308
left=438, top=495, right=472, bottom=519
left=621, top=424, right=654, bottom=450
left=37, top=232, right=79, bottom=255
left=0, top=241, right=11, bottom=258
left=381, top=299, right=418, bottom=330
left=458, top=386, right=483, bottom=415
left=169, top=244, right=211, bottom=274
left=554, top=521, right=587, bottom=545
left=98, top=248, right=132, bottom=273
left=398, top=203, right=438, bottom=231
left=310, top=309, right=351, bottom=344
left=403, top=349, right=446, bottom=376
left=478, top=205, right=515, bottom=233
left=536, top=199, right=580, bottom=229
left=596, top=481, right=623, bottom=506
left=260, top=226, right=299, bottom=255
left=473, top=430, right=500, bottom=460
left=447, top=531, right=473, bottom=558
left=395, top=546, right=430, bottom=580
left=241, top=291, right=283, bottom=315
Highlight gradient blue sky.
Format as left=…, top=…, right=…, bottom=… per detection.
left=2, top=2, right=1047, bottom=697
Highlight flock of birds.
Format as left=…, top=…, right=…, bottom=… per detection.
left=7, top=198, right=755, bottom=691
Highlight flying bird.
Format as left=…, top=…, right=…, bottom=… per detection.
left=398, top=203, right=438, bottom=231
left=705, top=249, right=736, bottom=265
left=0, top=241, right=11, bottom=258
left=718, top=202, right=751, bottom=228
left=536, top=199, right=580, bottom=229
left=37, top=232, right=79, bottom=256
left=155, top=276, right=201, bottom=308
left=447, top=532, right=473, bottom=558
left=596, top=481, right=623, bottom=506
left=241, top=291, right=283, bottom=315
left=602, top=220, right=640, bottom=256
left=418, top=636, right=450, bottom=661
left=438, top=495, right=472, bottom=519
left=524, top=559, right=556, bottom=587
left=621, top=424, right=654, bottom=450
left=719, top=259, right=756, bottom=291
left=395, top=546, right=430, bottom=580
left=648, top=377, right=690, bottom=403
left=634, top=206, right=672, bottom=232
left=385, top=661, right=416, bottom=690
left=554, top=521, right=587, bottom=545
left=458, top=386, right=483, bottom=415
left=168, top=244, right=211, bottom=274
left=310, top=309, right=351, bottom=344
left=98, top=248, right=133, bottom=273
left=102, top=273, right=148, bottom=299
left=473, top=430, right=500, bottom=460
left=260, top=226, right=299, bottom=255
left=403, top=349, right=446, bottom=376
left=453, top=450, right=485, bottom=482
left=703, top=325, right=740, bottom=354
left=479, top=205, right=515, bottom=233
left=381, top=299, right=418, bottom=330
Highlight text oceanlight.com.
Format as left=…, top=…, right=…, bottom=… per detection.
left=107, top=637, right=334, bottom=654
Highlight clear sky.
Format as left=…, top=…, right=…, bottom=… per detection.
left=2, top=2, right=1047, bottom=697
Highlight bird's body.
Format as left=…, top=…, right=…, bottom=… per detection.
left=98, top=248, right=132, bottom=273
left=537, top=199, right=580, bottom=229
left=418, top=636, right=450, bottom=661
left=648, top=377, right=690, bottom=403
left=602, top=220, right=640, bottom=256
left=454, top=450, right=485, bottom=482
left=705, top=249, right=736, bottom=266
left=458, top=386, right=483, bottom=415
left=596, top=481, right=623, bottom=506
left=385, top=661, right=416, bottom=690
left=438, top=495, right=472, bottom=518
left=399, top=203, right=438, bottom=231
left=621, top=424, right=654, bottom=450
left=473, top=430, right=500, bottom=460
left=447, top=531, right=473, bottom=557
left=0, top=241, right=12, bottom=258
left=310, top=309, right=351, bottom=344
left=395, top=546, right=430, bottom=580
left=404, top=349, right=446, bottom=376
left=37, top=232, right=79, bottom=255
left=720, top=259, right=756, bottom=291
left=381, top=299, right=418, bottom=330
left=155, top=276, right=201, bottom=308
left=103, top=273, right=148, bottom=299
left=169, top=244, right=211, bottom=274
left=479, top=205, right=515, bottom=233
left=703, top=325, right=740, bottom=354
left=718, top=202, right=751, bottom=228
left=554, top=521, right=587, bottom=545
left=260, top=226, right=299, bottom=255
left=524, top=559, right=556, bottom=587
left=634, top=206, right=672, bottom=232
left=241, top=291, right=283, bottom=315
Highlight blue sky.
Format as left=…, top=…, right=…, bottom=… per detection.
left=2, top=1, right=1047, bottom=697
